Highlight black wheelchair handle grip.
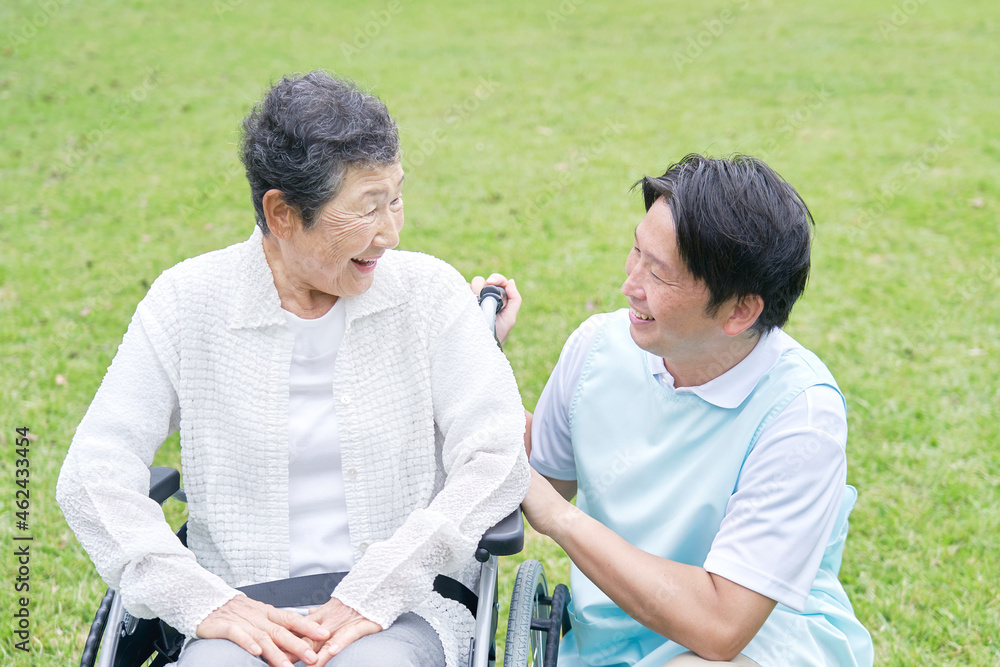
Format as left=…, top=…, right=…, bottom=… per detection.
left=478, top=284, right=507, bottom=314
left=81, top=587, right=115, bottom=667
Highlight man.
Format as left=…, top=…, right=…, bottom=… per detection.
left=477, top=154, right=873, bottom=666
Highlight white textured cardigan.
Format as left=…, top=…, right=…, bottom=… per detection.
left=57, top=228, right=530, bottom=666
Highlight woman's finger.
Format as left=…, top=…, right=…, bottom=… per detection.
left=197, top=596, right=325, bottom=666
left=268, top=606, right=331, bottom=643
left=217, top=622, right=292, bottom=667
left=263, top=619, right=320, bottom=665
left=331, top=618, right=381, bottom=651
left=304, top=599, right=382, bottom=667
left=313, top=619, right=382, bottom=666
left=254, top=634, right=298, bottom=667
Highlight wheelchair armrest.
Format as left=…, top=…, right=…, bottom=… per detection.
left=149, top=466, right=181, bottom=505
left=477, top=508, right=524, bottom=559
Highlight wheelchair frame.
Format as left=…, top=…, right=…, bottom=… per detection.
left=82, top=466, right=537, bottom=667
left=78, top=289, right=571, bottom=667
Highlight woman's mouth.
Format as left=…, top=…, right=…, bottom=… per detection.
left=351, top=257, right=379, bottom=273
left=630, top=307, right=653, bottom=322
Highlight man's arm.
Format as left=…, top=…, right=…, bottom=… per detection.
left=546, top=474, right=577, bottom=502
left=523, top=409, right=577, bottom=501
left=522, top=469, right=775, bottom=662
left=471, top=273, right=584, bottom=506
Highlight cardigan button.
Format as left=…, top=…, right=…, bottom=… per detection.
left=359, top=542, right=369, bottom=552
left=346, top=467, right=358, bottom=480
left=340, top=394, right=351, bottom=405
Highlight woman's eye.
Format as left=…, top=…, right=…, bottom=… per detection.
left=390, top=197, right=402, bottom=207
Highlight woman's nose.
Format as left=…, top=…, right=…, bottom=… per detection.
left=374, top=210, right=401, bottom=249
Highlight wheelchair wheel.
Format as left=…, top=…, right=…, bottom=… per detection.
left=81, top=587, right=182, bottom=667
left=503, top=559, right=549, bottom=666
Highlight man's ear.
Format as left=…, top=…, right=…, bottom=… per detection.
left=722, top=294, right=764, bottom=337
left=262, top=189, right=300, bottom=239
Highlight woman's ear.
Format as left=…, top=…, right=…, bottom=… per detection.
left=722, top=294, right=764, bottom=337
left=262, top=189, right=299, bottom=239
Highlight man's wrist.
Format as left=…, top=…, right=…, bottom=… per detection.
left=547, top=501, right=584, bottom=543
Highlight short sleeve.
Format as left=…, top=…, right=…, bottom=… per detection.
left=529, top=315, right=607, bottom=481
left=703, top=384, right=848, bottom=611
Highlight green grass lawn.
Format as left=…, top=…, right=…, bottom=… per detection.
left=2, top=0, right=998, bottom=664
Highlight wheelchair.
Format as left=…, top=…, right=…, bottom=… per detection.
left=78, top=287, right=572, bottom=667
left=79, top=467, right=568, bottom=667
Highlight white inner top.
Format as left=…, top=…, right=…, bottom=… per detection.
left=283, top=299, right=354, bottom=577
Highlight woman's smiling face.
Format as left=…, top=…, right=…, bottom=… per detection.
left=280, top=162, right=405, bottom=301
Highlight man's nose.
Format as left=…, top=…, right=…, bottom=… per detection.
left=622, top=271, right=642, bottom=299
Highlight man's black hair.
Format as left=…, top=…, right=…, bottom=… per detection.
left=635, top=154, right=814, bottom=336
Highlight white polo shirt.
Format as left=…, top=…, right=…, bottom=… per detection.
left=530, top=318, right=848, bottom=609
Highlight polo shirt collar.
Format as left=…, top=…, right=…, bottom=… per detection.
left=645, top=331, right=785, bottom=409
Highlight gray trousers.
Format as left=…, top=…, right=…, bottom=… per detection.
left=176, top=612, right=445, bottom=667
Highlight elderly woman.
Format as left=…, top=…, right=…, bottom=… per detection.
left=57, top=71, right=529, bottom=667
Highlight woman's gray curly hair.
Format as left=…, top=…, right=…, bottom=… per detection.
left=240, top=70, right=400, bottom=235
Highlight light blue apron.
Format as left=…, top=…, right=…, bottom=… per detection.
left=558, top=310, right=873, bottom=666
